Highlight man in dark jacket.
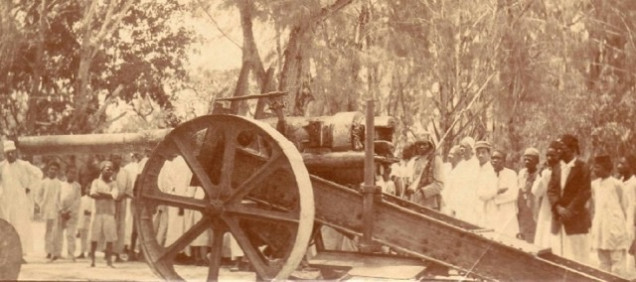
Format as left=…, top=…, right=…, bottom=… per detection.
left=547, top=134, right=591, bottom=264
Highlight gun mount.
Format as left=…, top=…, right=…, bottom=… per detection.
left=7, top=111, right=628, bottom=281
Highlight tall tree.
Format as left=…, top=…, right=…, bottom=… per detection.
left=0, top=0, right=195, bottom=136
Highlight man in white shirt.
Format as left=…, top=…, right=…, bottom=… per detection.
left=473, top=141, right=498, bottom=228
left=617, top=154, right=636, bottom=265
left=0, top=140, right=42, bottom=262
left=110, top=154, right=133, bottom=262
left=37, top=161, right=62, bottom=261
left=441, top=145, right=462, bottom=215
left=489, top=150, right=519, bottom=238
left=453, top=137, right=481, bottom=223
left=54, top=166, right=81, bottom=260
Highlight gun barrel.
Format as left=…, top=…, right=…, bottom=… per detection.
left=17, top=129, right=171, bottom=156
left=15, top=113, right=394, bottom=156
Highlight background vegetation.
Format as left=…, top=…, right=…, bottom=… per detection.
left=2, top=0, right=635, bottom=166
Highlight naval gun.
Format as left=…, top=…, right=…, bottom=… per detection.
left=8, top=95, right=628, bottom=281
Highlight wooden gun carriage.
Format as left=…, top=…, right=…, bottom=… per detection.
left=3, top=94, right=628, bottom=281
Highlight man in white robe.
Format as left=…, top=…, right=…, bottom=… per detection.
left=531, top=142, right=561, bottom=249
left=590, top=155, right=629, bottom=275
left=36, top=162, right=62, bottom=260
left=453, top=137, right=482, bottom=225
left=0, top=140, right=43, bottom=261
left=441, top=145, right=462, bottom=215
left=154, top=157, right=173, bottom=246
left=617, top=155, right=636, bottom=267
left=164, top=156, right=192, bottom=249
left=111, top=154, right=133, bottom=262
left=122, top=153, right=140, bottom=256
left=474, top=141, right=498, bottom=228
left=487, top=150, right=519, bottom=238
left=617, top=155, right=636, bottom=240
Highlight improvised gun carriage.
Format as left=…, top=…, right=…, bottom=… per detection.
left=2, top=93, right=628, bottom=281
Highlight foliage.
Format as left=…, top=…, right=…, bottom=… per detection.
left=204, top=0, right=636, bottom=164
left=0, top=0, right=195, bottom=136
left=3, top=0, right=636, bottom=165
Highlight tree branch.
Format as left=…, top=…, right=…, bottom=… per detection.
left=314, top=0, right=355, bottom=24
left=195, top=0, right=242, bottom=49
left=436, top=72, right=496, bottom=149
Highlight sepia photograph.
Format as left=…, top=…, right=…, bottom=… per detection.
left=1, top=0, right=635, bottom=281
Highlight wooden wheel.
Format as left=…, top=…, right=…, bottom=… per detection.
left=134, top=114, right=314, bottom=281
left=0, top=218, right=22, bottom=280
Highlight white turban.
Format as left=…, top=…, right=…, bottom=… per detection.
left=459, top=137, right=475, bottom=149
left=3, top=140, right=16, bottom=152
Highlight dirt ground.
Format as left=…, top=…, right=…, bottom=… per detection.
left=18, top=220, right=256, bottom=281
left=15, top=220, right=636, bottom=281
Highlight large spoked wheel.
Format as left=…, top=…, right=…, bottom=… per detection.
left=134, top=114, right=314, bottom=281
left=0, top=219, right=22, bottom=280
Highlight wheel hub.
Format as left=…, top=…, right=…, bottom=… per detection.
left=206, top=199, right=225, bottom=216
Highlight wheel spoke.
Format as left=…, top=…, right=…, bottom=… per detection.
left=200, top=126, right=222, bottom=156
left=225, top=151, right=285, bottom=204
left=142, top=191, right=207, bottom=211
left=223, top=217, right=276, bottom=278
left=225, top=204, right=299, bottom=225
left=158, top=216, right=212, bottom=262
left=207, top=223, right=225, bottom=281
left=219, top=127, right=238, bottom=194
left=134, top=115, right=314, bottom=281
left=169, top=133, right=218, bottom=198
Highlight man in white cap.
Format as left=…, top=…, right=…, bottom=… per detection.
left=470, top=141, right=498, bottom=228
left=0, top=140, right=43, bottom=262
left=517, top=147, right=540, bottom=243
left=441, top=145, right=462, bottom=215
left=452, top=137, right=481, bottom=223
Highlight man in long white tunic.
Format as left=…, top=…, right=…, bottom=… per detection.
left=617, top=155, right=636, bottom=266
left=590, top=155, right=629, bottom=275
left=122, top=153, right=142, bottom=257
left=441, top=145, right=462, bottom=215
left=474, top=141, right=498, bottom=228
left=36, top=162, right=62, bottom=260
left=110, top=154, right=133, bottom=262
left=164, top=156, right=192, bottom=248
left=0, top=140, right=43, bottom=260
left=617, top=156, right=636, bottom=240
left=453, top=137, right=481, bottom=224
left=488, top=150, right=519, bottom=238
left=531, top=142, right=560, bottom=249
left=155, top=155, right=176, bottom=246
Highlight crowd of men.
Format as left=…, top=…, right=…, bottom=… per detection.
left=0, top=140, right=145, bottom=267
left=386, top=133, right=636, bottom=275
left=0, top=140, right=247, bottom=269
left=2, top=131, right=636, bottom=276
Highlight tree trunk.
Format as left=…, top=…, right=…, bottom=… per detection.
left=24, top=0, right=47, bottom=135
left=279, top=0, right=354, bottom=117
left=279, top=25, right=313, bottom=117
left=228, top=0, right=268, bottom=116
